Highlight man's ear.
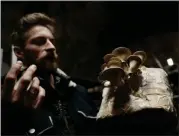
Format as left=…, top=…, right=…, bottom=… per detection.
left=13, top=46, right=24, bottom=60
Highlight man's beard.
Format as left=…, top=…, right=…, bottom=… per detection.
left=24, top=53, right=59, bottom=73
left=37, top=58, right=59, bottom=72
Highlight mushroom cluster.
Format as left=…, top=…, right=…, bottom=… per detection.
left=98, top=47, right=147, bottom=86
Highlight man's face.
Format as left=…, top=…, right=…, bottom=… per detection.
left=23, top=25, right=58, bottom=72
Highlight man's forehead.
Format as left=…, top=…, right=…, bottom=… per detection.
left=25, top=25, right=54, bottom=40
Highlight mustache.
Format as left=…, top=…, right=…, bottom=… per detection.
left=43, top=53, right=58, bottom=59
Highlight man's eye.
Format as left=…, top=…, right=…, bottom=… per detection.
left=31, top=37, right=46, bottom=45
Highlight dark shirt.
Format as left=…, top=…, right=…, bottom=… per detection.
left=1, top=72, right=98, bottom=136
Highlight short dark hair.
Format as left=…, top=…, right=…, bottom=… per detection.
left=11, top=12, right=56, bottom=48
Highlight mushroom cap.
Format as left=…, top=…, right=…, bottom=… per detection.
left=107, top=59, right=122, bottom=68
left=126, top=55, right=142, bottom=73
left=98, top=67, right=125, bottom=84
left=110, top=57, right=122, bottom=62
left=126, top=55, right=142, bottom=65
left=133, top=51, right=147, bottom=63
left=112, top=47, right=132, bottom=61
left=103, top=54, right=116, bottom=63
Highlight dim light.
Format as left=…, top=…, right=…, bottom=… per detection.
left=167, top=58, right=174, bottom=66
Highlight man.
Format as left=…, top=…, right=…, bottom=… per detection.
left=1, top=13, right=98, bottom=135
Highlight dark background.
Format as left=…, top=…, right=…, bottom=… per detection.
left=1, top=1, right=178, bottom=81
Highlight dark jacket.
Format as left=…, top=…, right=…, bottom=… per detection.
left=1, top=73, right=98, bottom=136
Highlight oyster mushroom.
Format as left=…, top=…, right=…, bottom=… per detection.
left=103, top=54, right=116, bottom=63
left=112, top=47, right=132, bottom=62
left=98, top=59, right=125, bottom=86
left=133, top=51, right=147, bottom=65
left=126, top=55, right=142, bottom=74
left=109, top=57, right=128, bottom=73
left=107, top=59, right=122, bottom=68
left=110, top=57, right=123, bottom=63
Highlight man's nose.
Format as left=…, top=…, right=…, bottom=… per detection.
left=45, top=39, right=55, bottom=52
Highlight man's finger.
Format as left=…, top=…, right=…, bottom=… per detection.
left=24, top=77, right=40, bottom=107
left=12, top=64, right=37, bottom=102
left=2, top=61, right=22, bottom=99
left=33, top=86, right=45, bottom=109
left=28, top=77, right=40, bottom=96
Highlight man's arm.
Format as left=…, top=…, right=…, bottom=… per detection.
left=1, top=61, right=45, bottom=135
